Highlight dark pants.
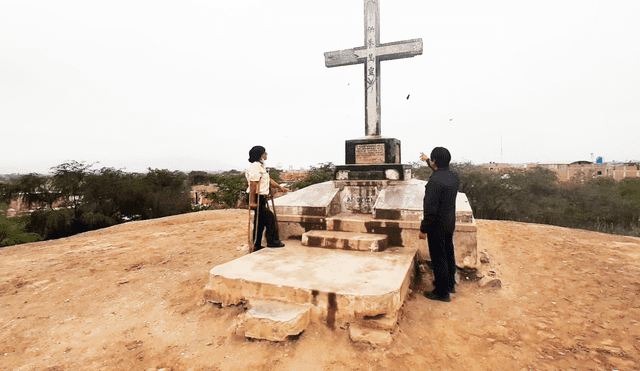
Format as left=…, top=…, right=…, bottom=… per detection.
left=427, top=231, right=456, bottom=295
left=252, top=195, right=279, bottom=248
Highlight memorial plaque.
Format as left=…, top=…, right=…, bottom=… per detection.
left=355, top=143, right=385, bottom=164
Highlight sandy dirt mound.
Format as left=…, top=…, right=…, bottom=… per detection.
left=1, top=209, right=639, bottom=371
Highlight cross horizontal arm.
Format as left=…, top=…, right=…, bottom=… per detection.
left=324, top=48, right=363, bottom=67
left=324, top=38, right=423, bottom=68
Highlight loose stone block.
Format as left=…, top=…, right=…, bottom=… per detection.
left=349, top=324, right=394, bottom=347
left=479, top=276, right=502, bottom=289
left=357, top=312, right=398, bottom=331
left=239, top=300, right=311, bottom=342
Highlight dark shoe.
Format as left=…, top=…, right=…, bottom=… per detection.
left=424, top=290, right=451, bottom=302
left=432, top=280, right=456, bottom=294
left=267, top=241, right=285, bottom=248
left=252, top=245, right=263, bottom=252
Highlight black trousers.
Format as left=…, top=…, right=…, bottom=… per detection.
left=427, top=231, right=456, bottom=295
left=252, top=195, right=279, bottom=248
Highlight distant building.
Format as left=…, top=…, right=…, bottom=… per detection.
left=5, top=195, right=73, bottom=218
left=190, top=184, right=219, bottom=206
left=538, top=163, right=640, bottom=182
left=482, top=163, right=528, bottom=172
left=482, top=162, right=640, bottom=182
left=279, top=169, right=309, bottom=183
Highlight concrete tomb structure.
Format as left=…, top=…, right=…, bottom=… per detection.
left=204, top=0, right=478, bottom=345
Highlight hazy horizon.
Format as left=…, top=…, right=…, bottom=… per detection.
left=2, top=1, right=638, bottom=174
left=2, top=156, right=639, bottom=178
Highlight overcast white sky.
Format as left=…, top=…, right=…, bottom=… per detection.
left=1, top=0, right=639, bottom=174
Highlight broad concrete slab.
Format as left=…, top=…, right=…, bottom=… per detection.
left=204, top=240, right=418, bottom=326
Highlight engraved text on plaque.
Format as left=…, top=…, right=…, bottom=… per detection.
left=355, top=143, right=385, bottom=164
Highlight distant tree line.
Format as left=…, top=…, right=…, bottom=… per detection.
left=412, top=162, right=640, bottom=237
left=3, top=160, right=640, bottom=247
left=0, top=163, right=270, bottom=247
left=1, top=161, right=192, bottom=245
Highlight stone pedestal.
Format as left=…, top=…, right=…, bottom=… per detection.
left=338, top=137, right=411, bottom=181
left=345, top=137, right=401, bottom=164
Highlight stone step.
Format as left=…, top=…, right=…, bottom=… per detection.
left=302, top=230, right=388, bottom=252
left=238, top=300, right=311, bottom=342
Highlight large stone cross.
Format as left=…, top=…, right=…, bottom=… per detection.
left=324, top=0, right=423, bottom=137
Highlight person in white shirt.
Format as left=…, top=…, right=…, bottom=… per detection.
left=246, top=145, right=288, bottom=250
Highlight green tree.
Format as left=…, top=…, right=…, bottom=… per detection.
left=17, top=173, right=60, bottom=209
left=206, top=173, right=247, bottom=208
left=0, top=182, right=19, bottom=204
left=140, top=169, right=191, bottom=218
left=81, top=167, right=130, bottom=222
left=187, top=171, right=212, bottom=186
left=410, top=161, right=432, bottom=181
left=292, top=163, right=335, bottom=190
left=25, top=208, right=76, bottom=240
left=51, top=161, right=94, bottom=214
left=0, top=203, right=41, bottom=247
left=269, top=168, right=282, bottom=183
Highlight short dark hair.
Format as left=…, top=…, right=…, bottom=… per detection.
left=430, top=147, right=451, bottom=168
left=248, top=146, right=266, bottom=163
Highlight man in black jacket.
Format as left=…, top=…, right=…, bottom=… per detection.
left=419, top=147, right=460, bottom=302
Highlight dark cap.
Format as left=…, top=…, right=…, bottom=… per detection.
left=430, top=147, right=451, bottom=168
left=248, top=146, right=266, bottom=163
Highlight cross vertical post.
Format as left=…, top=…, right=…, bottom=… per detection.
left=364, top=0, right=381, bottom=136
left=324, top=0, right=423, bottom=138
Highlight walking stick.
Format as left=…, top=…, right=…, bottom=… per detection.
left=246, top=197, right=253, bottom=248
left=249, top=173, right=262, bottom=253
left=268, top=187, right=280, bottom=236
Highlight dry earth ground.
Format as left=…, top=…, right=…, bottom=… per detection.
left=1, top=209, right=639, bottom=371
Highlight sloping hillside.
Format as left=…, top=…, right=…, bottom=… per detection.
left=1, top=210, right=639, bottom=371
